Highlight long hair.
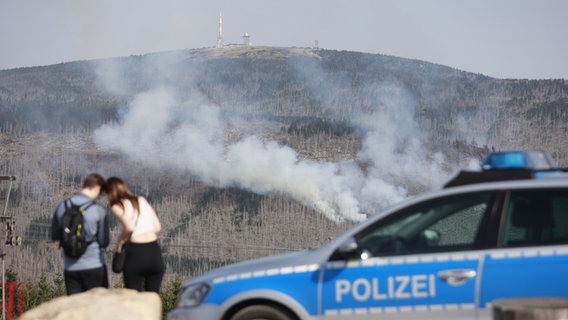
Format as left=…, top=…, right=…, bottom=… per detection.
left=104, top=177, right=140, bottom=213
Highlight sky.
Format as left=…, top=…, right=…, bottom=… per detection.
left=1, top=0, right=567, bottom=79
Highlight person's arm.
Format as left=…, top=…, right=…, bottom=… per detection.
left=50, top=203, right=62, bottom=241
left=153, top=211, right=162, bottom=234
left=141, top=197, right=161, bottom=234
left=97, top=206, right=110, bottom=248
left=111, top=201, right=135, bottom=250
left=148, top=200, right=162, bottom=234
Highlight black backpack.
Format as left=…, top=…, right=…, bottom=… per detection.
left=59, top=199, right=94, bottom=258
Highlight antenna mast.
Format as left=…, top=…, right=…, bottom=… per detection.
left=217, top=11, right=223, bottom=48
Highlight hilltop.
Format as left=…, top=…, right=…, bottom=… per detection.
left=1, top=46, right=567, bottom=160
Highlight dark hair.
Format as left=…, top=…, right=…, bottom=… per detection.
left=82, top=173, right=105, bottom=189
left=104, top=177, right=140, bottom=213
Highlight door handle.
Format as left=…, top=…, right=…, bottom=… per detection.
left=438, top=269, right=476, bottom=286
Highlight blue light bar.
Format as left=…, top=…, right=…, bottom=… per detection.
left=483, top=151, right=527, bottom=170
left=482, top=151, right=557, bottom=171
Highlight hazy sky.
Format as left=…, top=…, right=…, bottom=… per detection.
left=1, top=0, right=567, bottom=79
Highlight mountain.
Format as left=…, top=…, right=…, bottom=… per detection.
left=1, top=46, right=567, bottom=282
left=2, top=46, right=567, bottom=158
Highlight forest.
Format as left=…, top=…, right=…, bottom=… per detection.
left=0, top=46, right=567, bottom=310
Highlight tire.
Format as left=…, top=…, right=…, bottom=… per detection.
left=230, top=304, right=297, bottom=320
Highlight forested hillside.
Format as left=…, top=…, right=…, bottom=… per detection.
left=0, top=46, right=567, bottom=284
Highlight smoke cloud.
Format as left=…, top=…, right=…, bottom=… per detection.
left=93, top=55, right=472, bottom=223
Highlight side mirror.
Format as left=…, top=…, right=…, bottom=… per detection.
left=336, top=237, right=358, bottom=254
left=330, top=237, right=359, bottom=261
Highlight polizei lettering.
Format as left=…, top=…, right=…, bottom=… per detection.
left=335, top=274, right=436, bottom=302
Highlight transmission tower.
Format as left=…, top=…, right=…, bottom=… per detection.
left=217, top=11, right=223, bottom=48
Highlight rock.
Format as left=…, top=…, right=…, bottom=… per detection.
left=20, top=288, right=161, bottom=320
left=493, top=298, right=568, bottom=320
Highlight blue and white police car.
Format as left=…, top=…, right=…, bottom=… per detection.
left=168, top=151, right=568, bottom=320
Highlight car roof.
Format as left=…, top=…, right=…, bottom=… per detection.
left=364, top=176, right=568, bottom=226
left=444, top=169, right=568, bottom=188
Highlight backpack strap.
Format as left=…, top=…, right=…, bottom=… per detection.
left=64, top=199, right=93, bottom=211
left=64, top=198, right=72, bottom=211
left=81, top=201, right=94, bottom=212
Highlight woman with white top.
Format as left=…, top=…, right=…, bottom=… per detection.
left=105, top=177, right=165, bottom=293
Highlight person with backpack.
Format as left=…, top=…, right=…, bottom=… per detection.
left=50, top=173, right=110, bottom=295
left=104, top=176, right=164, bottom=293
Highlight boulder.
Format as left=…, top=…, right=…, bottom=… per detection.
left=20, top=288, right=161, bottom=320
left=493, top=298, right=568, bottom=320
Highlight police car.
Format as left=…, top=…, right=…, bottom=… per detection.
left=168, top=151, right=568, bottom=320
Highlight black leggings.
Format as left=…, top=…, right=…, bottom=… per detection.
left=123, top=241, right=165, bottom=293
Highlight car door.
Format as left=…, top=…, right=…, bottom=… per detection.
left=319, top=191, right=497, bottom=320
left=478, top=188, right=568, bottom=319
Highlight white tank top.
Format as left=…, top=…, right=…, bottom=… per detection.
left=130, top=197, right=156, bottom=238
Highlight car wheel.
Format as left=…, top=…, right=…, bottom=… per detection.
left=230, top=304, right=297, bottom=320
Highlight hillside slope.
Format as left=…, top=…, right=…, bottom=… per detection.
left=0, top=46, right=567, bottom=282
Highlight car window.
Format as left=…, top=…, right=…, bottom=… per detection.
left=355, top=192, right=493, bottom=257
left=502, top=189, right=568, bottom=247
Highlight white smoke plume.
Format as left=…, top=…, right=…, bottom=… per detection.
left=94, top=87, right=364, bottom=222
left=93, top=57, right=470, bottom=223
